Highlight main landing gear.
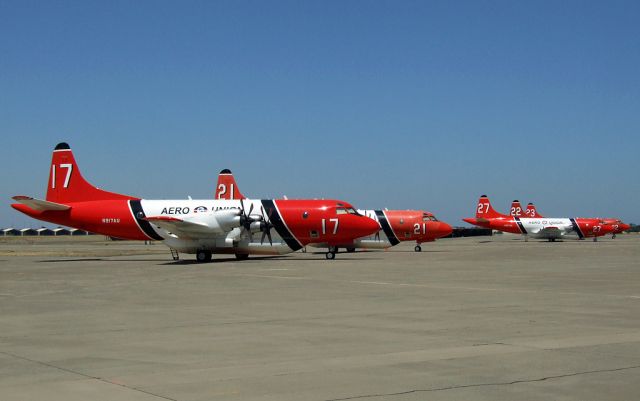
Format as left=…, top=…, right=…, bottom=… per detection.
left=414, top=244, right=422, bottom=252
left=235, top=253, right=249, bottom=260
left=196, top=250, right=212, bottom=263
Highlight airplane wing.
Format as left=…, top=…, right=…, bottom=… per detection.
left=12, top=196, right=71, bottom=211
left=144, top=216, right=223, bottom=239
left=531, top=226, right=562, bottom=239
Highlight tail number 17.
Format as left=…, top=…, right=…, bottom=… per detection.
left=51, top=164, right=73, bottom=189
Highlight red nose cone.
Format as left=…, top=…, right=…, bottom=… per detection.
left=359, top=215, right=381, bottom=237
left=437, top=222, right=453, bottom=238
left=620, top=223, right=631, bottom=232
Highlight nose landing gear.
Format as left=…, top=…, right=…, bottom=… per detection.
left=414, top=244, right=422, bottom=252
left=326, top=246, right=338, bottom=260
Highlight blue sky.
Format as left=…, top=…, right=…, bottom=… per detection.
left=2, top=0, right=639, bottom=228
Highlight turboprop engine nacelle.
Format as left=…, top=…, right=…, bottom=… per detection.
left=214, top=209, right=243, bottom=231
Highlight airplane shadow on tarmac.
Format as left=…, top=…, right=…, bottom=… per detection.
left=38, top=258, right=106, bottom=263
left=161, top=255, right=291, bottom=265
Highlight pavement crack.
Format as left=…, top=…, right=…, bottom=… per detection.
left=323, top=364, right=640, bottom=401
left=0, top=350, right=178, bottom=401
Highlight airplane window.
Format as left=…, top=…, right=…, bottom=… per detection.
left=336, top=208, right=347, bottom=215
left=346, top=208, right=359, bottom=215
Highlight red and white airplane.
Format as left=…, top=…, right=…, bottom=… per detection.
left=463, top=195, right=614, bottom=242
left=513, top=200, right=629, bottom=238
left=11, top=143, right=380, bottom=261
left=215, top=170, right=453, bottom=252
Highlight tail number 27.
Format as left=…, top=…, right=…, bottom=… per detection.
left=477, top=203, right=489, bottom=214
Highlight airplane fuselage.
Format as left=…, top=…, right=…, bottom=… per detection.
left=465, top=216, right=608, bottom=240
left=13, top=198, right=380, bottom=255
left=310, top=209, right=452, bottom=250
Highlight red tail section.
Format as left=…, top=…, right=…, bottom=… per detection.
left=46, top=143, right=137, bottom=203
left=475, top=195, right=509, bottom=219
left=525, top=203, right=543, bottom=218
left=215, top=169, right=246, bottom=200
left=510, top=200, right=525, bottom=217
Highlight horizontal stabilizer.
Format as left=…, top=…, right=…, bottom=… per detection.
left=12, top=196, right=71, bottom=211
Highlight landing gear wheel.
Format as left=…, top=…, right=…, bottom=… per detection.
left=325, top=252, right=336, bottom=260
left=235, top=254, right=249, bottom=260
left=612, top=234, right=617, bottom=239
left=346, top=247, right=356, bottom=253
left=414, top=245, right=422, bottom=252
left=593, top=237, right=598, bottom=242
left=196, top=250, right=212, bottom=263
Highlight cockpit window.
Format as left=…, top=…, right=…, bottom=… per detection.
left=336, top=207, right=361, bottom=216
left=423, top=214, right=438, bottom=222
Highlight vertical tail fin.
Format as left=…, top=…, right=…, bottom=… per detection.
left=215, top=169, right=246, bottom=200
left=46, top=142, right=136, bottom=203
left=510, top=200, right=524, bottom=217
left=525, top=203, right=543, bottom=218
left=475, top=195, right=509, bottom=219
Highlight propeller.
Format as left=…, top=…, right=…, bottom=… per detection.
left=260, top=205, right=275, bottom=246
left=239, top=199, right=255, bottom=241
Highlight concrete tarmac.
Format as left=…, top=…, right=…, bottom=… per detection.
left=1, top=235, right=639, bottom=400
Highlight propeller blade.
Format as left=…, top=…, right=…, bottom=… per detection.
left=266, top=230, right=272, bottom=246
